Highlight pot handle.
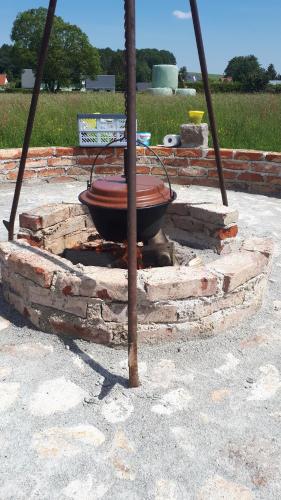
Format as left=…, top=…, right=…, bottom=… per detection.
left=88, top=137, right=174, bottom=201
left=88, top=136, right=125, bottom=188
left=136, top=139, right=173, bottom=200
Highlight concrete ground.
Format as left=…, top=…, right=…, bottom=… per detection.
left=0, top=181, right=281, bottom=500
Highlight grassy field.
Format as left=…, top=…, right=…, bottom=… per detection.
left=0, top=92, right=281, bottom=151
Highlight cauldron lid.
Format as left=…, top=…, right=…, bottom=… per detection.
left=79, top=175, right=172, bottom=209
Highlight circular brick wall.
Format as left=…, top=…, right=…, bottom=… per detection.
left=0, top=202, right=273, bottom=346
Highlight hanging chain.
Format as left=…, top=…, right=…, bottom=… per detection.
left=124, top=0, right=128, bottom=139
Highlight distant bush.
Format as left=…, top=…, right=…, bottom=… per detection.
left=185, top=81, right=243, bottom=93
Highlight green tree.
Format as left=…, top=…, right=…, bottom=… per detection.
left=178, top=66, right=188, bottom=88
left=224, top=55, right=269, bottom=92
left=11, top=8, right=100, bottom=91
left=267, top=63, right=277, bottom=80
left=0, top=44, right=20, bottom=80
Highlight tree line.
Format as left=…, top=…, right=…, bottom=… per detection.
left=0, top=7, right=176, bottom=91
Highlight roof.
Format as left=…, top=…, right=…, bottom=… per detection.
left=86, top=75, right=115, bottom=90
left=0, top=74, right=8, bottom=86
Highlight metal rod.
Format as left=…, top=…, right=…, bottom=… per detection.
left=124, top=0, right=139, bottom=388
left=5, top=0, right=58, bottom=240
left=189, top=0, right=228, bottom=206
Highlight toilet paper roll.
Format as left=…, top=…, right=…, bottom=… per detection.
left=163, top=134, right=181, bottom=147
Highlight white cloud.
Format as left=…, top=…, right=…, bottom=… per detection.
left=173, top=10, right=192, bottom=20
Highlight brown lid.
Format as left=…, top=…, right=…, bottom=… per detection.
left=79, top=175, right=172, bottom=209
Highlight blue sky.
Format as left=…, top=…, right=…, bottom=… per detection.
left=1, top=0, right=281, bottom=74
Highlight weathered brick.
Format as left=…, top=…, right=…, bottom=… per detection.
left=265, top=153, right=281, bottom=163
left=207, top=148, right=233, bottom=159
left=151, top=166, right=177, bottom=176
left=188, top=203, right=239, bottom=226
left=29, top=284, right=88, bottom=318
left=47, top=157, right=74, bottom=167
left=251, top=161, right=281, bottom=174
left=222, top=160, right=250, bottom=171
left=55, top=147, right=76, bottom=156
left=25, top=160, right=48, bottom=169
left=27, top=147, right=54, bottom=158
left=215, top=225, right=238, bottom=240
left=189, top=159, right=217, bottom=169
left=42, top=215, right=87, bottom=239
left=142, top=266, right=217, bottom=301
left=208, top=251, right=268, bottom=292
left=102, top=301, right=178, bottom=324
left=94, top=166, right=123, bottom=175
left=49, top=316, right=111, bottom=344
left=177, top=289, right=246, bottom=321
left=242, top=237, right=274, bottom=259
left=178, top=167, right=208, bottom=177
left=174, top=148, right=204, bottom=158
left=6, top=246, right=59, bottom=288
left=7, top=170, right=36, bottom=181
left=136, top=165, right=150, bottom=174
left=0, top=161, right=18, bottom=170
left=20, top=204, right=71, bottom=230
left=208, top=170, right=238, bottom=180
left=234, top=150, right=264, bottom=161
left=0, top=149, right=21, bottom=160
left=238, top=172, right=264, bottom=183
left=37, top=168, right=65, bottom=177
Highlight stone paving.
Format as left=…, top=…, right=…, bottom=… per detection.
left=0, top=182, right=281, bottom=499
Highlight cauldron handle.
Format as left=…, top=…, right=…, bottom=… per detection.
left=88, top=137, right=174, bottom=201
left=88, top=136, right=125, bottom=188
left=136, top=140, right=173, bottom=201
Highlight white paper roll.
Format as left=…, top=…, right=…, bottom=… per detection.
left=163, top=134, right=181, bottom=147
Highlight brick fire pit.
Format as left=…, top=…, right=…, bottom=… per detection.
left=0, top=201, right=273, bottom=346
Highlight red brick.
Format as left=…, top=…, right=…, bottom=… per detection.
left=190, top=178, right=218, bottom=187
left=47, top=157, right=74, bottom=167
left=190, top=159, right=217, bottom=169
left=174, top=148, right=203, bottom=158
left=238, top=172, right=264, bottom=183
left=55, top=147, right=76, bottom=156
left=164, top=158, right=189, bottom=167
left=26, top=160, right=48, bottom=169
left=207, top=148, right=233, bottom=159
left=0, top=161, right=17, bottom=170
left=215, top=225, right=238, bottom=240
left=27, top=147, right=54, bottom=158
left=178, top=167, right=208, bottom=177
left=0, top=148, right=22, bottom=160
left=136, top=165, right=150, bottom=174
left=7, top=170, right=36, bottom=180
left=208, top=170, right=238, bottom=179
left=234, top=150, right=264, bottom=161
left=265, top=153, right=281, bottom=163
left=266, top=176, right=281, bottom=185
left=47, top=176, right=76, bottom=184
left=76, top=156, right=101, bottom=165
left=151, top=166, right=177, bottom=176
left=67, top=166, right=91, bottom=176
left=251, top=161, right=281, bottom=174
left=222, top=160, right=250, bottom=171
left=37, top=168, right=65, bottom=177
left=145, top=147, right=174, bottom=157
left=7, top=251, right=56, bottom=288
left=19, top=214, right=42, bottom=231
left=94, top=166, right=123, bottom=175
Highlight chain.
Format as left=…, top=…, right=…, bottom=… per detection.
left=124, top=0, right=128, bottom=139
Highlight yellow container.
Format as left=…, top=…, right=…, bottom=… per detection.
left=188, top=110, right=205, bottom=125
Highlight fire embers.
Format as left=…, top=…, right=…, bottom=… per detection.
left=62, top=233, right=175, bottom=269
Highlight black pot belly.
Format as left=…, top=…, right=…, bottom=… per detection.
left=82, top=201, right=174, bottom=243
